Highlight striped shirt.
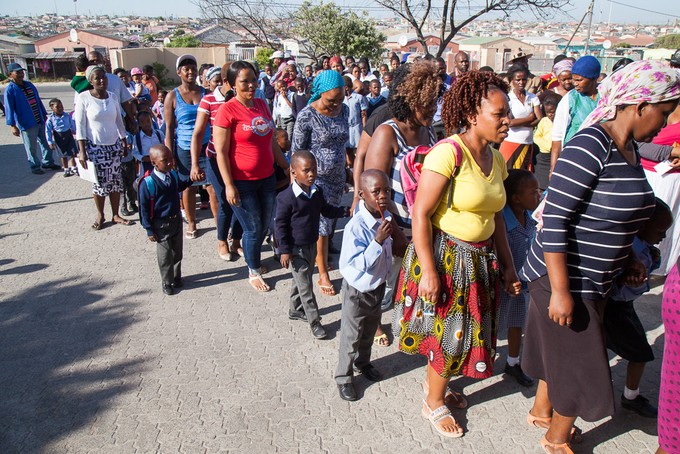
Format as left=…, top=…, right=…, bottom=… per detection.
left=20, top=83, right=42, bottom=124
left=521, top=124, right=655, bottom=298
left=197, top=88, right=228, bottom=157
left=384, top=120, right=435, bottom=230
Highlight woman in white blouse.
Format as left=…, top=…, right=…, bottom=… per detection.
left=76, top=65, right=132, bottom=230
left=499, top=64, right=543, bottom=170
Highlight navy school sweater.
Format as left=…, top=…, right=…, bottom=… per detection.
left=275, top=184, right=349, bottom=254
left=138, top=170, right=192, bottom=236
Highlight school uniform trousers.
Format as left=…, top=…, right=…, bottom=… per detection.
left=289, top=243, right=320, bottom=325
left=335, top=280, right=385, bottom=385
left=153, top=214, right=183, bottom=285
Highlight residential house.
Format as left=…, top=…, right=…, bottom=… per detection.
left=458, top=36, right=536, bottom=71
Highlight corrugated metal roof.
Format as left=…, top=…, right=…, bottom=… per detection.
left=19, top=51, right=81, bottom=59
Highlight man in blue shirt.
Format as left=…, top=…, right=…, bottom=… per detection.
left=4, top=63, right=59, bottom=174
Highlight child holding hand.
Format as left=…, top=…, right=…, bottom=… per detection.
left=275, top=151, right=349, bottom=339
left=335, top=169, right=393, bottom=401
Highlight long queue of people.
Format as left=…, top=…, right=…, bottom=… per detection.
left=4, top=48, right=680, bottom=453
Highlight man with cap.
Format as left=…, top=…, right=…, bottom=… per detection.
left=4, top=62, right=60, bottom=174
left=87, top=50, right=137, bottom=133
left=506, top=49, right=542, bottom=93
left=668, top=49, right=680, bottom=69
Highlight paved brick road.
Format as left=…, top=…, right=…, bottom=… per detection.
left=0, top=85, right=664, bottom=452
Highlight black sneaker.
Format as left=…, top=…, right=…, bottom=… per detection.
left=128, top=202, right=139, bottom=213
left=31, top=168, right=45, bottom=175
left=173, top=277, right=184, bottom=289
left=504, top=363, right=535, bottom=387
left=288, top=311, right=307, bottom=322
left=621, top=394, right=657, bottom=418
left=45, top=164, right=62, bottom=170
left=311, top=321, right=327, bottom=339
left=120, top=207, right=132, bottom=216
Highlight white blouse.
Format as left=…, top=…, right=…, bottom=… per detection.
left=75, top=91, right=126, bottom=146
left=506, top=90, right=540, bottom=144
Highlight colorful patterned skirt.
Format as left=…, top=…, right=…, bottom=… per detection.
left=86, top=140, right=123, bottom=197
left=499, top=140, right=534, bottom=171
left=392, top=230, right=500, bottom=379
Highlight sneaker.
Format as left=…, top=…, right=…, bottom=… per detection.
left=128, top=202, right=139, bottom=213
left=31, top=168, right=45, bottom=175
left=504, top=363, right=535, bottom=387
left=311, top=321, right=327, bottom=339
left=63, top=169, right=73, bottom=177
left=288, top=311, right=307, bottom=322
left=621, top=394, right=657, bottom=418
left=120, top=207, right=132, bottom=216
left=71, top=166, right=79, bottom=176
left=45, top=164, right=62, bottom=171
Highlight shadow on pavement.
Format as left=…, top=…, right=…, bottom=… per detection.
left=0, top=277, right=147, bottom=452
left=0, top=144, right=59, bottom=200
left=0, top=196, right=92, bottom=216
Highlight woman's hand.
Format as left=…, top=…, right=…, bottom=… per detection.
left=418, top=269, right=441, bottom=305
left=78, top=151, right=88, bottom=169
left=502, top=268, right=522, bottom=296
left=225, top=184, right=240, bottom=207
left=548, top=290, right=574, bottom=327
left=190, top=165, right=205, bottom=182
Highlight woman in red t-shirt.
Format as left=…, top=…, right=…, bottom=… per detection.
left=213, top=61, right=290, bottom=292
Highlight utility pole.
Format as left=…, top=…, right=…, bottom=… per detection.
left=584, top=0, right=595, bottom=55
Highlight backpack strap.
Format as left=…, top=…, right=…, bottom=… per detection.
left=155, top=130, right=162, bottom=144
left=135, top=131, right=142, bottom=157
left=144, top=174, right=157, bottom=220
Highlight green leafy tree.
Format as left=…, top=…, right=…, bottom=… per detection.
left=655, top=34, right=680, bottom=49
left=255, top=48, right=274, bottom=71
left=167, top=35, right=201, bottom=48
left=614, top=42, right=631, bottom=49
left=293, top=1, right=385, bottom=63
left=151, top=62, right=174, bottom=89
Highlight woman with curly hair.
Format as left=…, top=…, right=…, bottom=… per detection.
left=392, top=70, right=521, bottom=438
left=362, top=60, right=440, bottom=346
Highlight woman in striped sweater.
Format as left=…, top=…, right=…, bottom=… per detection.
left=520, top=60, right=680, bottom=454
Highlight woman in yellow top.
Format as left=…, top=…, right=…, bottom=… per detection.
left=393, top=71, right=521, bottom=438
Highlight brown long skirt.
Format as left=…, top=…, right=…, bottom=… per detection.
left=522, top=275, right=615, bottom=422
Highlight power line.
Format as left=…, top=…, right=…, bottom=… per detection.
left=607, top=0, right=680, bottom=19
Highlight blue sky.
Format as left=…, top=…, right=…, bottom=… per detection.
left=1, top=0, right=677, bottom=26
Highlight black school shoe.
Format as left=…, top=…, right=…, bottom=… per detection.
left=504, top=363, right=535, bottom=387
left=337, top=383, right=357, bottom=401
left=353, top=364, right=382, bottom=382
left=162, top=283, right=174, bottom=295
left=120, top=207, right=132, bottom=216
left=621, top=394, right=657, bottom=418
left=173, top=277, right=184, bottom=288
left=311, top=321, right=327, bottom=339
left=288, top=311, right=307, bottom=322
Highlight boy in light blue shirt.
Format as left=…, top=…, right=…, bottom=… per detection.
left=335, top=169, right=393, bottom=401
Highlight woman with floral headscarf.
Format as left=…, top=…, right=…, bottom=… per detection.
left=291, top=70, right=349, bottom=295
left=520, top=59, right=680, bottom=454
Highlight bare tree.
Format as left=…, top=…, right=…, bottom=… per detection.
left=192, top=0, right=292, bottom=49
left=375, top=0, right=570, bottom=57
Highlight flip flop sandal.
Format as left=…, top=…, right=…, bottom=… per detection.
left=421, top=401, right=464, bottom=438
left=528, top=412, right=583, bottom=443
left=540, top=435, right=574, bottom=454
left=185, top=230, right=197, bottom=239
left=248, top=273, right=271, bottom=292
left=373, top=333, right=391, bottom=347
left=91, top=219, right=105, bottom=230
left=114, top=218, right=134, bottom=226
left=318, top=284, right=336, bottom=296
left=423, top=381, right=468, bottom=409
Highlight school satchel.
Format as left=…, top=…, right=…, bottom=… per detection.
left=400, top=137, right=463, bottom=215
left=134, top=169, right=179, bottom=220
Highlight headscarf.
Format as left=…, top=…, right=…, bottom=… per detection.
left=329, top=56, right=342, bottom=67
left=572, top=55, right=601, bottom=80
left=85, top=65, right=105, bottom=82
left=580, top=59, right=680, bottom=130
left=308, top=70, right=346, bottom=104
left=553, top=59, right=574, bottom=77
left=205, top=66, right=221, bottom=81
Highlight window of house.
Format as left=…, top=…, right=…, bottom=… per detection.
left=73, top=47, right=86, bottom=53
left=53, top=47, right=66, bottom=52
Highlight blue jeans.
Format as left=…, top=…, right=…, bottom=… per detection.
left=20, top=123, right=54, bottom=170
left=206, top=157, right=242, bottom=242
left=231, top=174, right=276, bottom=273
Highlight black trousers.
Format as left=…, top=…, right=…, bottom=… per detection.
left=154, top=215, right=183, bottom=285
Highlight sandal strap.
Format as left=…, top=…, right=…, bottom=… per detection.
left=425, top=404, right=452, bottom=423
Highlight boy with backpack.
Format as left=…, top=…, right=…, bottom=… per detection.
left=138, top=144, right=193, bottom=296
left=132, top=110, right=165, bottom=177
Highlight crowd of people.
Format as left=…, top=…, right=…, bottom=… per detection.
left=4, top=46, right=680, bottom=453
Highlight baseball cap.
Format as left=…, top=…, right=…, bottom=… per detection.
left=130, top=67, right=143, bottom=75
left=175, top=54, right=197, bottom=70
left=8, top=62, right=26, bottom=72
left=271, top=51, right=284, bottom=59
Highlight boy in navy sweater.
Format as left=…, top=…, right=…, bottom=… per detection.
left=139, top=145, right=192, bottom=295
left=275, top=151, right=349, bottom=339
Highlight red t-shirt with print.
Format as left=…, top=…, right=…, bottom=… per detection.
left=213, top=97, right=275, bottom=181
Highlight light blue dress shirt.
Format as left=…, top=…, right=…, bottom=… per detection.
left=339, top=201, right=393, bottom=292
